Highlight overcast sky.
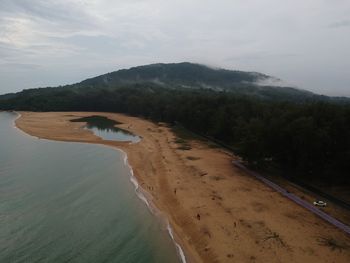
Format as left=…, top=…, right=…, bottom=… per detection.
left=0, top=0, right=349, bottom=96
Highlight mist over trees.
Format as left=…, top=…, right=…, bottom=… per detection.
left=1, top=83, right=349, bottom=189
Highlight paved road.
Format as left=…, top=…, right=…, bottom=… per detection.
left=233, top=161, right=350, bottom=235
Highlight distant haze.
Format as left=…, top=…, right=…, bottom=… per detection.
left=0, top=0, right=349, bottom=96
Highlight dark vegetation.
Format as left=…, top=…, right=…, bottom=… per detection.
left=70, top=115, right=122, bottom=126
left=0, top=63, right=349, bottom=190
left=317, top=236, right=349, bottom=251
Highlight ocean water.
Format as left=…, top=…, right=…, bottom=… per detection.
left=0, top=112, right=181, bottom=263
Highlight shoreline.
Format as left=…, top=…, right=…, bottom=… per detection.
left=13, top=111, right=191, bottom=263
left=13, top=111, right=188, bottom=263
left=120, top=148, right=187, bottom=263
left=14, top=111, right=350, bottom=263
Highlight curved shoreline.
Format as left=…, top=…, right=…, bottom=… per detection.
left=13, top=111, right=187, bottom=263
left=13, top=111, right=350, bottom=263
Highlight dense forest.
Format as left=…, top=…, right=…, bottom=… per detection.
left=3, top=63, right=349, bottom=103
left=1, top=83, right=349, bottom=189
left=0, top=63, right=349, bottom=194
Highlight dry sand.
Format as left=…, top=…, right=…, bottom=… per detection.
left=16, top=111, right=350, bottom=263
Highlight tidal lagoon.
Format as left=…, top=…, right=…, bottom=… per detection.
left=70, top=115, right=141, bottom=143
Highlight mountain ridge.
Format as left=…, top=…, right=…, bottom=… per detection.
left=0, top=62, right=349, bottom=103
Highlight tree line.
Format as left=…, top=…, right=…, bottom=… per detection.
left=1, top=84, right=349, bottom=188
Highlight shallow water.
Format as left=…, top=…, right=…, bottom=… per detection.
left=71, top=116, right=141, bottom=143
left=0, top=112, right=180, bottom=263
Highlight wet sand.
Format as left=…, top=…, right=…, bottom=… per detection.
left=16, top=111, right=350, bottom=263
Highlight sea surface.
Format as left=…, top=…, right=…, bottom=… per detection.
left=0, top=112, right=180, bottom=263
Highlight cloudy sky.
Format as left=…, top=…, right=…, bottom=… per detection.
left=0, top=0, right=349, bottom=96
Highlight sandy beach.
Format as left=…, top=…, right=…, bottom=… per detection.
left=16, top=111, right=350, bottom=263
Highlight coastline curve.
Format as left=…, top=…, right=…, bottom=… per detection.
left=13, top=111, right=187, bottom=263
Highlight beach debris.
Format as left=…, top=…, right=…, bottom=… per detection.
left=186, top=156, right=201, bottom=161
left=262, top=232, right=286, bottom=247
left=197, top=213, right=201, bottom=220
left=317, top=236, right=349, bottom=251
left=201, top=226, right=212, bottom=238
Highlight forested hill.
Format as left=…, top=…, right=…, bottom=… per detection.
left=51, top=62, right=347, bottom=102
left=0, top=62, right=349, bottom=103
left=0, top=63, right=350, bottom=195
left=75, top=62, right=274, bottom=92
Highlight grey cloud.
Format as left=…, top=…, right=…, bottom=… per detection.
left=0, top=0, right=350, bottom=96
left=0, top=0, right=96, bottom=26
left=0, top=62, right=41, bottom=70
left=224, top=52, right=299, bottom=63
left=0, top=44, right=37, bottom=60
left=329, top=20, right=350, bottom=28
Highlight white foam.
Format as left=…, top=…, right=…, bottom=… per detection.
left=12, top=112, right=35, bottom=138
left=13, top=111, right=22, bottom=127
left=167, top=222, right=187, bottom=263
left=120, top=149, right=186, bottom=263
